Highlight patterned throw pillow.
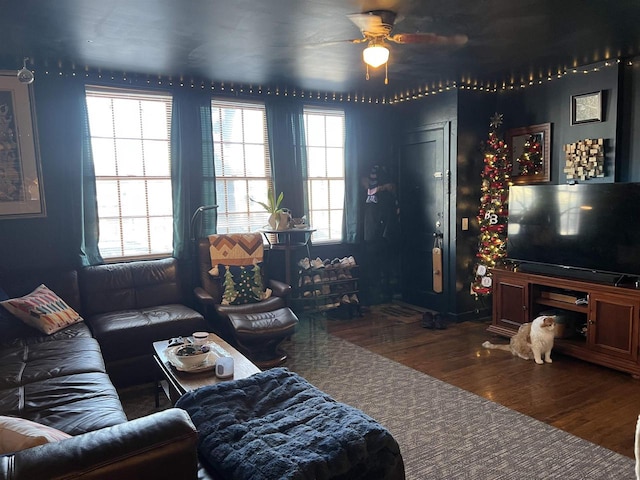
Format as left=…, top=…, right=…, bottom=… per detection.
left=0, top=284, right=83, bottom=335
left=219, top=264, right=271, bottom=305
left=0, top=416, right=71, bottom=454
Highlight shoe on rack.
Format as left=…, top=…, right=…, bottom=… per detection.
left=311, top=257, right=325, bottom=269
left=302, top=275, right=312, bottom=286
left=312, top=274, right=322, bottom=284
left=330, top=258, right=341, bottom=268
left=434, top=313, right=448, bottom=330
left=340, top=295, right=350, bottom=304
left=321, top=285, right=331, bottom=295
left=347, top=255, right=357, bottom=266
left=298, top=257, right=311, bottom=270
left=349, top=294, right=359, bottom=304
left=421, top=311, right=435, bottom=329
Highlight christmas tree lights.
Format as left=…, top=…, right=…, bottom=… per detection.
left=471, top=113, right=512, bottom=297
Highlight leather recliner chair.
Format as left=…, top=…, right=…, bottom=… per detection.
left=193, top=233, right=298, bottom=367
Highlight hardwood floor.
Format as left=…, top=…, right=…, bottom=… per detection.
left=315, top=303, right=640, bottom=459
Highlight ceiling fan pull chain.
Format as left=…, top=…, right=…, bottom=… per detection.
left=366, top=64, right=370, bottom=81
left=385, top=63, right=388, bottom=85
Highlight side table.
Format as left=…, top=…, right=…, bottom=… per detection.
left=260, top=227, right=316, bottom=285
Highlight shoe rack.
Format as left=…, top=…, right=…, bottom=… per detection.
left=292, top=256, right=361, bottom=316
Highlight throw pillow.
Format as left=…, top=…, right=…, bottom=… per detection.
left=0, top=284, right=83, bottom=335
left=0, top=416, right=71, bottom=454
left=220, top=263, right=271, bottom=305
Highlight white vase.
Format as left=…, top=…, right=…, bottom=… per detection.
left=268, top=212, right=290, bottom=230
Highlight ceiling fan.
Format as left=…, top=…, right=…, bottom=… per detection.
left=345, top=10, right=468, bottom=83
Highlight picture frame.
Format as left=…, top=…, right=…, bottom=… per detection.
left=571, top=91, right=602, bottom=125
left=0, top=70, right=45, bottom=218
left=506, top=122, right=551, bottom=184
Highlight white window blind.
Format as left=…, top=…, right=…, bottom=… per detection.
left=212, top=99, right=272, bottom=233
left=303, top=107, right=345, bottom=242
left=86, top=86, right=173, bottom=260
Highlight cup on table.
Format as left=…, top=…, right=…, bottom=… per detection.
left=192, top=331, right=209, bottom=345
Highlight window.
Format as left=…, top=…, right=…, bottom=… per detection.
left=86, top=87, right=173, bottom=260
left=303, top=108, right=345, bottom=242
left=212, top=99, right=272, bottom=233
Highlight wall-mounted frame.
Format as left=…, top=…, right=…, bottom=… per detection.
left=507, top=122, right=551, bottom=184
left=0, top=71, right=45, bottom=218
left=571, top=90, right=602, bottom=125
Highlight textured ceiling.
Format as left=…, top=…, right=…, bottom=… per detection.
left=1, top=0, right=639, bottom=96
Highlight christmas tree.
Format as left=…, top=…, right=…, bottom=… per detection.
left=471, top=113, right=512, bottom=297
left=516, top=134, right=542, bottom=175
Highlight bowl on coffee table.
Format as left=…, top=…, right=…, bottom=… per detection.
left=174, top=344, right=210, bottom=369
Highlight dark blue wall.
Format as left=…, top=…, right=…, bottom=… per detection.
left=496, top=62, right=619, bottom=183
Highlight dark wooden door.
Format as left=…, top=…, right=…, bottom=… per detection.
left=398, top=122, right=450, bottom=312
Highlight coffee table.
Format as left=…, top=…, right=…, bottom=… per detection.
left=152, top=333, right=261, bottom=405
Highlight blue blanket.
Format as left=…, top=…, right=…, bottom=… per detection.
left=176, top=367, right=404, bottom=480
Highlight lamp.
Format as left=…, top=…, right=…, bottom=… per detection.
left=190, top=205, right=218, bottom=242
left=362, top=45, right=389, bottom=68
left=362, top=42, right=389, bottom=84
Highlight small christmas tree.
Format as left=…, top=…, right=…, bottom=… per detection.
left=516, top=134, right=543, bottom=175
left=222, top=268, right=238, bottom=305
left=471, top=113, right=512, bottom=297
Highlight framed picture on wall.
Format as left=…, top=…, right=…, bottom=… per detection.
left=571, top=91, right=602, bottom=125
left=0, top=71, right=45, bottom=218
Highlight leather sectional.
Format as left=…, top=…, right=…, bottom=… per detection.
left=0, top=258, right=207, bottom=478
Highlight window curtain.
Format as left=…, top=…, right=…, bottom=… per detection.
left=344, top=107, right=366, bottom=243
left=78, top=92, right=104, bottom=266
left=45, top=78, right=103, bottom=267
left=171, top=90, right=217, bottom=260
left=265, top=98, right=307, bottom=219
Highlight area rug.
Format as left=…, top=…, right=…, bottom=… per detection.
left=119, top=326, right=636, bottom=480
left=371, top=302, right=425, bottom=324
left=281, top=321, right=636, bottom=480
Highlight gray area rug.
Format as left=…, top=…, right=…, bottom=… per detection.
left=281, top=320, right=635, bottom=480
left=120, top=322, right=636, bottom=480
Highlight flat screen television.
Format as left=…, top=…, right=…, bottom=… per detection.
left=506, top=183, right=640, bottom=281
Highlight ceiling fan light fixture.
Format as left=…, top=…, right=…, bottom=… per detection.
left=362, top=44, right=389, bottom=68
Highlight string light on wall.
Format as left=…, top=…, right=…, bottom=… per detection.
left=30, top=56, right=633, bottom=106
left=17, top=57, right=34, bottom=84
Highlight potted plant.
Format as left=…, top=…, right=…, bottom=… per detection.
left=252, top=189, right=290, bottom=230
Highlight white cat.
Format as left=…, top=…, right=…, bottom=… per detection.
left=482, top=315, right=556, bottom=365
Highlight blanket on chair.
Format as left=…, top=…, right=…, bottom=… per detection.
left=175, top=368, right=405, bottom=480
left=208, top=233, right=264, bottom=267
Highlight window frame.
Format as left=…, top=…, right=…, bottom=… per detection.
left=211, top=98, right=273, bottom=234
left=85, top=85, right=174, bottom=261
left=303, top=106, right=346, bottom=244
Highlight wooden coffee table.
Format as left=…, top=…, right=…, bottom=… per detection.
left=152, top=333, right=261, bottom=405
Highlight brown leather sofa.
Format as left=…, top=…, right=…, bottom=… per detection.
left=79, top=258, right=208, bottom=386
left=0, top=258, right=206, bottom=478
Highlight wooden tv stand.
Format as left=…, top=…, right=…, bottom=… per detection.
left=489, top=268, right=640, bottom=377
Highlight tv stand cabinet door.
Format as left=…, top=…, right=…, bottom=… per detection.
left=490, top=271, right=529, bottom=336
left=588, top=292, right=640, bottom=363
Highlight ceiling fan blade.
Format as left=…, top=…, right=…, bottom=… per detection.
left=388, top=32, right=468, bottom=46
left=347, top=13, right=385, bottom=35
left=303, top=38, right=366, bottom=49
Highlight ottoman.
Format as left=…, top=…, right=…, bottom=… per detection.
left=227, top=307, right=298, bottom=368
left=176, top=368, right=405, bottom=480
